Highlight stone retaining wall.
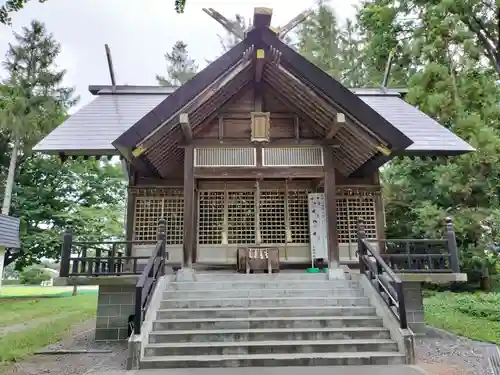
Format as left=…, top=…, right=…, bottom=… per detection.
left=95, top=285, right=136, bottom=341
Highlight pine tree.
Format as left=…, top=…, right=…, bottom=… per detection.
left=358, top=0, right=500, bottom=283
left=156, top=41, right=198, bottom=86
left=218, top=14, right=247, bottom=53
left=1, top=20, right=75, bottom=215
left=0, top=20, right=76, bottom=290
left=296, top=1, right=344, bottom=79
left=296, top=0, right=367, bottom=87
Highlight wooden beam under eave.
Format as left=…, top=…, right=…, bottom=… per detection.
left=179, top=113, right=193, bottom=144
left=183, top=146, right=195, bottom=268
left=325, top=113, right=346, bottom=139
left=325, top=112, right=345, bottom=139
left=254, top=49, right=265, bottom=83
left=184, top=138, right=340, bottom=148
left=194, top=167, right=324, bottom=179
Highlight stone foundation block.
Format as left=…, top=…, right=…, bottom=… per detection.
left=402, top=281, right=425, bottom=334
left=95, top=285, right=136, bottom=341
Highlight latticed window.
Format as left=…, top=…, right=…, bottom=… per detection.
left=287, top=190, right=310, bottom=244
left=260, top=190, right=286, bottom=244
left=133, top=189, right=184, bottom=244
left=196, top=186, right=311, bottom=246
left=336, top=196, right=377, bottom=243
left=198, top=191, right=225, bottom=245
left=227, top=191, right=256, bottom=244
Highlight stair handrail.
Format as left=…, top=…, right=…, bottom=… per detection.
left=357, top=218, right=408, bottom=330
left=134, top=218, right=167, bottom=335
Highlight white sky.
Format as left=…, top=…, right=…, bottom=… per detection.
left=0, top=0, right=360, bottom=110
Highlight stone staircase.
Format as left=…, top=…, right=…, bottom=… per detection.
left=140, top=272, right=406, bottom=368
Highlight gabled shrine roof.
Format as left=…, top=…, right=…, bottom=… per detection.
left=33, top=84, right=474, bottom=156
left=34, top=11, right=474, bottom=175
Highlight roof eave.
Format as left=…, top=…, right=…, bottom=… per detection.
left=112, top=40, right=249, bottom=154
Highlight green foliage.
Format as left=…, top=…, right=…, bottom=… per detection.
left=1, top=20, right=77, bottom=152
left=156, top=41, right=198, bottom=86
left=10, top=156, right=126, bottom=269
left=425, top=291, right=500, bottom=343
left=0, top=20, right=125, bottom=270
left=0, top=0, right=46, bottom=25
left=19, top=265, right=50, bottom=285
left=356, top=0, right=500, bottom=282
left=297, top=1, right=367, bottom=86
left=453, top=292, right=500, bottom=322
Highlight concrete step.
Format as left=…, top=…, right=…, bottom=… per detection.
left=140, top=351, right=406, bottom=368
left=148, top=327, right=392, bottom=343
left=156, top=305, right=376, bottom=319
left=192, top=273, right=330, bottom=281
left=152, top=315, right=384, bottom=331
left=144, top=339, right=399, bottom=356
left=166, top=280, right=359, bottom=290
left=160, top=296, right=370, bottom=309
left=163, top=288, right=365, bottom=299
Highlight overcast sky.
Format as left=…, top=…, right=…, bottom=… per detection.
left=0, top=0, right=359, bottom=111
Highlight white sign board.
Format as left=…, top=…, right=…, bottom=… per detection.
left=308, top=193, right=328, bottom=262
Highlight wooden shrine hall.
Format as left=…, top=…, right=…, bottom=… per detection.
left=34, top=7, right=474, bottom=272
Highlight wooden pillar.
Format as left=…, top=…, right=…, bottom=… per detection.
left=323, top=146, right=339, bottom=267
left=183, top=146, right=195, bottom=268
left=373, top=171, right=386, bottom=245
left=125, top=168, right=137, bottom=257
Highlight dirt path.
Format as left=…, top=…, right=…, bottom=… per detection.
left=0, top=319, right=128, bottom=375
left=0, top=314, right=75, bottom=336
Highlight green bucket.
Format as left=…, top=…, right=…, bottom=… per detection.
left=306, top=267, right=320, bottom=273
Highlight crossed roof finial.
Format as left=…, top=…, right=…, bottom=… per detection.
left=202, top=7, right=313, bottom=41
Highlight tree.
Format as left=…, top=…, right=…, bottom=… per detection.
left=218, top=14, right=247, bottom=53
left=1, top=20, right=76, bottom=216
left=295, top=0, right=372, bottom=87
left=297, top=1, right=344, bottom=79
left=0, top=20, right=76, bottom=290
left=20, top=264, right=50, bottom=285
left=358, top=0, right=500, bottom=286
left=9, top=156, right=126, bottom=270
left=156, top=41, right=198, bottom=86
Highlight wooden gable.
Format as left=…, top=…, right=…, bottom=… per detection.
left=113, top=15, right=413, bottom=178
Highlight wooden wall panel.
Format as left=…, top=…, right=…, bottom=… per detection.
left=263, top=90, right=289, bottom=112
left=335, top=171, right=378, bottom=185
left=225, top=86, right=254, bottom=112
left=270, top=117, right=295, bottom=138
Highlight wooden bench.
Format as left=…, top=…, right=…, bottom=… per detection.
left=236, top=247, right=280, bottom=274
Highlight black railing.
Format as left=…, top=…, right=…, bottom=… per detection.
left=59, top=229, right=159, bottom=277
left=134, top=219, right=166, bottom=335
left=358, top=219, right=408, bottom=329
left=375, top=218, right=460, bottom=273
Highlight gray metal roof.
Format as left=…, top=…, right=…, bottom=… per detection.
left=33, top=87, right=473, bottom=155
left=88, top=85, right=177, bottom=95
left=360, top=95, right=475, bottom=153
left=0, top=214, right=20, bottom=248
left=33, top=94, right=168, bottom=155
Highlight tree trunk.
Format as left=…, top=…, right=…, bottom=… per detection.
left=2, top=137, right=19, bottom=215
left=72, top=284, right=78, bottom=296
left=480, top=263, right=492, bottom=293
left=0, top=137, right=20, bottom=294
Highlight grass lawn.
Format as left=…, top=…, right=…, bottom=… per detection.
left=0, top=286, right=97, bottom=365
left=424, top=291, right=500, bottom=344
